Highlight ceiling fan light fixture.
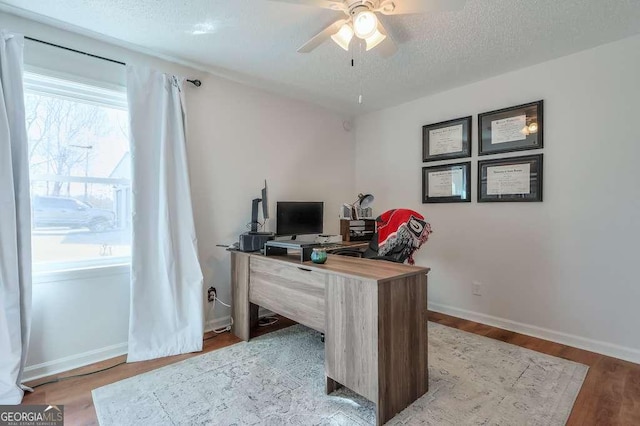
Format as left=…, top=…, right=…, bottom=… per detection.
left=365, top=27, right=386, bottom=51
left=331, top=23, right=354, bottom=51
left=353, top=10, right=378, bottom=39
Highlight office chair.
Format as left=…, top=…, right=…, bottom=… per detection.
left=333, top=209, right=432, bottom=264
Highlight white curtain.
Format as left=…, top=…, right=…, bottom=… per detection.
left=0, top=31, right=32, bottom=404
left=126, top=65, right=204, bottom=362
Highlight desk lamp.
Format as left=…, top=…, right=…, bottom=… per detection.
left=353, top=193, right=374, bottom=219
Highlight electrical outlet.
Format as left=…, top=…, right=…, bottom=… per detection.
left=207, top=286, right=217, bottom=303
left=472, top=281, right=482, bottom=296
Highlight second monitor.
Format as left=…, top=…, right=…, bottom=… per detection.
left=276, top=201, right=323, bottom=239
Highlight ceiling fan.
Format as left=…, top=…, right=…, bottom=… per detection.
left=269, top=0, right=466, bottom=57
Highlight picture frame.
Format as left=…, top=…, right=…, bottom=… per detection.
left=478, top=100, right=543, bottom=155
left=478, top=154, right=543, bottom=202
left=422, top=161, right=471, bottom=203
left=422, top=116, right=472, bottom=162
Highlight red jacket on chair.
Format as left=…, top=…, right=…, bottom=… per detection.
left=376, top=209, right=432, bottom=265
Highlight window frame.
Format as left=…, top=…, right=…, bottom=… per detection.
left=24, top=69, right=132, bottom=281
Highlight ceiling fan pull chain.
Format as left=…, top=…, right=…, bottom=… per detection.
left=358, top=39, right=364, bottom=105
left=351, top=51, right=361, bottom=104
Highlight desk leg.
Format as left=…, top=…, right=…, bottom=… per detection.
left=326, top=273, right=428, bottom=425
left=325, top=376, right=343, bottom=394
left=231, top=252, right=253, bottom=341
left=249, top=303, right=259, bottom=335
left=376, top=274, right=429, bottom=425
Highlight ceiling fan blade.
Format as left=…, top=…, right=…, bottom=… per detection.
left=297, top=19, right=348, bottom=53
left=267, top=0, right=346, bottom=11
left=379, top=0, right=466, bottom=15
left=376, top=21, right=397, bottom=58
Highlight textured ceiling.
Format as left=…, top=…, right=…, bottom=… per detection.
left=2, top=0, right=640, bottom=115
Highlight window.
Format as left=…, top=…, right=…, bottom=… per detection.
left=24, top=72, right=131, bottom=271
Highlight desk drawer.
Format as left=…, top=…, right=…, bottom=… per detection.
left=249, top=256, right=326, bottom=332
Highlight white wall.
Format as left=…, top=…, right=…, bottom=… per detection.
left=355, top=35, right=640, bottom=362
left=1, top=12, right=355, bottom=379
left=26, top=266, right=130, bottom=379
left=187, top=68, right=356, bottom=330
left=189, top=72, right=355, bottom=328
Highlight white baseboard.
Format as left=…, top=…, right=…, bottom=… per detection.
left=24, top=313, right=276, bottom=383
left=204, top=309, right=275, bottom=333
left=205, top=315, right=232, bottom=332
left=25, top=305, right=637, bottom=384
left=428, top=302, right=640, bottom=365
left=23, top=342, right=128, bottom=382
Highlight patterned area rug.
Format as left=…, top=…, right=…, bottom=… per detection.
left=93, top=323, right=587, bottom=425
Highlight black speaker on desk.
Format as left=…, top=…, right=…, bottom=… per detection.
left=239, top=232, right=274, bottom=252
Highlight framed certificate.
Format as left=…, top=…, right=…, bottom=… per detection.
left=422, top=116, right=472, bottom=162
left=478, top=100, right=543, bottom=155
left=422, top=161, right=471, bottom=203
left=478, top=154, right=543, bottom=202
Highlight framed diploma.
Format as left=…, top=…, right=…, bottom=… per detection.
left=478, top=154, right=543, bottom=202
left=478, top=100, right=543, bottom=155
left=422, top=161, right=471, bottom=203
left=422, top=116, right=472, bottom=162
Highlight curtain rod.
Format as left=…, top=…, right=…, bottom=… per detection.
left=24, top=36, right=202, bottom=87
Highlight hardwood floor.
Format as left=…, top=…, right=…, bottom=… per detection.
left=22, top=312, right=640, bottom=425
left=428, top=311, right=640, bottom=426
left=21, top=317, right=297, bottom=426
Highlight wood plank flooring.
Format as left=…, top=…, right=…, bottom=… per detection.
left=22, top=312, right=640, bottom=425
left=21, top=317, right=296, bottom=426
left=428, top=311, right=640, bottom=426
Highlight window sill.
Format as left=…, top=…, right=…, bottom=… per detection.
left=33, top=262, right=130, bottom=285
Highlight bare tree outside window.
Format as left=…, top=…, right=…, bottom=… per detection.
left=26, top=96, right=109, bottom=195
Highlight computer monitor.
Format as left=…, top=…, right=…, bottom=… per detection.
left=276, top=202, right=323, bottom=238
left=261, top=180, right=269, bottom=220
left=250, top=180, right=269, bottom=234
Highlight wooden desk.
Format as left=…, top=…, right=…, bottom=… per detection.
left=230, top=251, right=430, bottom=425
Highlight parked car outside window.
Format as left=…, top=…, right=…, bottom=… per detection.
left=32, top=196, right=115, bottom=232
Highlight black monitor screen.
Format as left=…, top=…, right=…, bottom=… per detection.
left=276, top=202, right=323, bottom=236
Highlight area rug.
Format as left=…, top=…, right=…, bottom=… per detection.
left=93, top=323, right=588, bottom=425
